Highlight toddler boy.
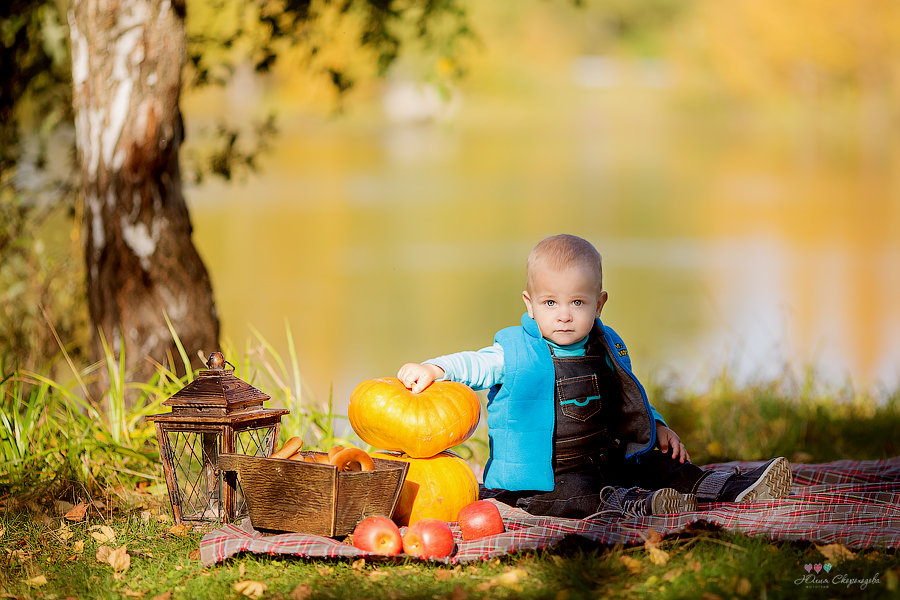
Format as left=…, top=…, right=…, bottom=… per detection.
left=398, top=234, right=792, bottom=519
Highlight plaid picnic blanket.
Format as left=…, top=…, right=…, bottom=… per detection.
left=199, top=456, right=900, bottom=566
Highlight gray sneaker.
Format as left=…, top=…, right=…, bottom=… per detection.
left=721, top=457, right=793, bottom=502
left=589, top=486, right=698, bottom=519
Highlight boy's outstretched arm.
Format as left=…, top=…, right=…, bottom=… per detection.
left=397, top=362, right=446, bottom=394
left=656, top=423, right=691, bottom=463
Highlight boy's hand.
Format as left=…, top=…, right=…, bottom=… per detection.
left=397, top=363, right=445, bottom=394
left=656, top=424, right=691, bottom=463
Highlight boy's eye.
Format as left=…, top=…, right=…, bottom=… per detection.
left=545, top=300, right=556, bottom=307
left=573, top=300, right=583, bottom=306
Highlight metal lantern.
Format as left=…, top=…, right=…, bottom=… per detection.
left=147, top=352, right=288, bottom=525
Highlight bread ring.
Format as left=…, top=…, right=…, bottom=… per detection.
left=328, top=447, right=375, bottom=472
left=272, top=436, right=303, bottom=459
left=327, top=446, right=346, bottom=461
left=302, top=453, right=331, bottom=464
left=287, top=451, right=305, bottom=461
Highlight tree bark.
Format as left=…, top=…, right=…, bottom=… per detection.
left=69, top=0, right=219, bottom=395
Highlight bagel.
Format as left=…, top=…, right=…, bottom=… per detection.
left=327, top=445, right=346, bottom=461
left=272, top=436, right=303, bottom=459
left=302, top=453, right=331, bottom=464
left=328, top=447, right=375, bottom=472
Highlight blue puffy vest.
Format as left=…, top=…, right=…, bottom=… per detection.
left=483, top=313, right=660, bottom=491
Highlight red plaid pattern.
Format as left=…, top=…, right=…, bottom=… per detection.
left=199, top=457, right=900, bottom=566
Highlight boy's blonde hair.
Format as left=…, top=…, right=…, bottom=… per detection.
left=526, top=234, right=603, bottom=292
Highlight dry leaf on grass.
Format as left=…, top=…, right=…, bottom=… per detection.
left=448, top=584, right=468, bottom=600
left=90, top=525, right=117, bottom=544
left=167, top=525, right=192, bottom=537
left=233, top=580, right=267, bottom=599
left=290, top=584, right=312, bottom=600
left=477, top=567, right=529, bottom=592
left=151, top=593, right=172, bottom=600
left=735, top=576, right=752, bottom=595
left=97, top=545, right=131, bottom=572
left=642, top=530, right=670, bottom=566
left=816, top=543, right=857, bottom=565
left=65, top=502, right=89, bottom=522
left=56, top=523, right=74, bottom=542
left=662, top=568, right=683, bottom=582
left=24, top=575, right=48, bottom=587
left=619, top=555, right=642, bottom=574
left=73, top=540, right=85, bottom=555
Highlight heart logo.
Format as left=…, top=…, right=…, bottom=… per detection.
left=823, top=563, right=832, bottom=573
left=804, top=564, right=813, bottom=573
left=814, top=564, right=822, bottom=573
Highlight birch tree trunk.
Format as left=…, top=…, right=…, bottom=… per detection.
left=69, top=0, right=219, bottom=395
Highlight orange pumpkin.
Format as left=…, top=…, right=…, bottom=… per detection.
left=349, top=377, right=481, bottom=458
left=371, top=451, right=479, bottom=526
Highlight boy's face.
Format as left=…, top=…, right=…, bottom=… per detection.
left=522, top=262, right=607, bottom=346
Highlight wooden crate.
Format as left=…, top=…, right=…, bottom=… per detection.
left=217, top=453, right=408, bottom=537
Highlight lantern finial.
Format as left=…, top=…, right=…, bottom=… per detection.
left=207, top=352, right=225, bottom=370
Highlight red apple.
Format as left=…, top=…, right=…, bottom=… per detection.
left=352, top=516, right=403, bottom=556
left=457, top=500, right=505, bottom=541
left=402, top=518, right=455, bottom=559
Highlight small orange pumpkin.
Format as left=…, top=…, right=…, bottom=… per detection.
left=371, top=450, right=479, bottom=526
left=349, top=377, right=481, bottom=458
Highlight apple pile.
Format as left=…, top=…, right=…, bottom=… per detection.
left=352, top=502, right=504, bottom=559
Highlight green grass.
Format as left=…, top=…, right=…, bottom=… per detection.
left=0, top=509, right=896, bottom=599
left=1, top=333, right=899, bottom=599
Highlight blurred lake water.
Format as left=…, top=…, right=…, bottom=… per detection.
left=186, top=80, right=900, bottom=414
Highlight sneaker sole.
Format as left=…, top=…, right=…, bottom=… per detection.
left=651, top=488, right=698, bottom=514
left=733, top=457, right=793, bottom=502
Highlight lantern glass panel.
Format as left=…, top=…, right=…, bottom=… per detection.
left=165, top=424, right=278, bottom=522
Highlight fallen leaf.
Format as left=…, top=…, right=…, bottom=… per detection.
left=90, top=525, right=117, bottom=544
left=493, top=567, right=528, bottom=590
left=290, top=584, right=312, bottom=600
left=434, top=569, right=455, bottom=581
left=24, top=575, right=48, bottom=587
left=56, top=523, right=74, bottom=542
left=124, top=589, right=145, bottom=597
left=646, top=545, right=669, bottom=566
left=816, top=543, right=856, bottom=565
left=662, top=568, right=683, bottom=582
left=141, top=511, right=152, bottom=524
left=735, top=576, right=752, bottom=595
left=367, top=570, right=390, bottom=580
left=73, top=540, right=85, bottom=555
left=619, top=555, right=642, bottom=574
left=885, top=568, right=898, bottom=592
left=189, top=549, right=201, bottom=561
left=643, top=531, right=669, bottom=566
left=97, top=545, right=113, bottom=563
left=315, top=565, right=334, bottom=576
left=107, top=545, right=131, bottom=572
left=239, top=562, right=246, bottom=577
left=152, top=593, right=172, bottom=600
left=167, top=525, right=191, bottom=537
left=700, top=593, right=723, bottom=600
left=449, top=584, right=468, bottom=600
left=351, top=558, right=366, bottom=571
left=65, top=502, right=89, bottom=522
left=686, top=559, right=702, bottom=572
left=233, top=580, right=267, bottom=599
